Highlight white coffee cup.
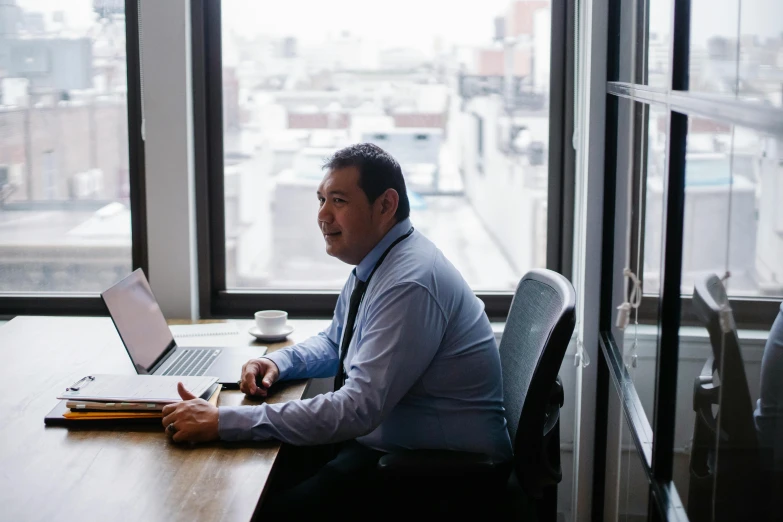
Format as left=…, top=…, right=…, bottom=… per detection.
left=255, top=310, right=288, bottom=335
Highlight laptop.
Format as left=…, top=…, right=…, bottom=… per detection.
left=101, top=268, right=266, bottom=388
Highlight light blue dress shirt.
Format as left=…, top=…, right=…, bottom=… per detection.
left=219, top=218, right=513, bottom=461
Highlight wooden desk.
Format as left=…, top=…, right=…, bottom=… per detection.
left=0, top=316, right=329, bottom=522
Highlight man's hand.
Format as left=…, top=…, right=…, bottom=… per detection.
left=161, top=382, right=219, bottom=443
left=240, top=357, right=280, bottom=397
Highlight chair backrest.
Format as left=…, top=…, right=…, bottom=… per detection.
left=689, top=274, right=765, bottom=521
left=691, top=274, right=758, bottom=446
left=499, top=269, right=576, bottom=482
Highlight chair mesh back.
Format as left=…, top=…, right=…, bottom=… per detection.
left=499, top=279, right=563, bottom=445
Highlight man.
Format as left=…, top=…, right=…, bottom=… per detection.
left=162, top=143, right=512, bottom=513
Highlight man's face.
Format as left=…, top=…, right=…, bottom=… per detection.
left=316, top=166, right=386, bottom=265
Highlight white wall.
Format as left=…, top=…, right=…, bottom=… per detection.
left=139, top=0, right=198, bottom=319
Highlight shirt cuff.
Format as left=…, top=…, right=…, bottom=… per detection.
left=262, top=350, right=293, bottom=380
left=218, top=405, right=264, bottom=441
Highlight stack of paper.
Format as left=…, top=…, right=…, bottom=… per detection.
left=45, top=374, right=221, bottom=426
left=169, top=322, right=240, bottom=338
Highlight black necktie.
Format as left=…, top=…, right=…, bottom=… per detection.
left=332, top=227, right=414, bottom=392
left=334, top=276, right=367, bottom=392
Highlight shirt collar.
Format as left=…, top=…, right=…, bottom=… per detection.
left=354, top=217, right=412, bottom=282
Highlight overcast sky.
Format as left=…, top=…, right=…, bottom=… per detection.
left=14, top=0, right=783, bottom=51
left=222, top=0, right=782, bottom=48
left=221, top=0, right=510, bottom=50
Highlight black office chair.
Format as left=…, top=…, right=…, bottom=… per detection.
left=377, top=269, right=576, bottom=521
left=688, top=274, right=769, bottom=522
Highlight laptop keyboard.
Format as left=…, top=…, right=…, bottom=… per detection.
left=162, top=349, right=220, bottom=376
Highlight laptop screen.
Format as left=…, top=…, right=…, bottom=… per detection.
left=101, top=268, right=175, bottom=373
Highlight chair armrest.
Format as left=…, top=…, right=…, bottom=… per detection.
left=377, top=450, right=508, bottom=478
left=536, top=377, right=564, bottom=488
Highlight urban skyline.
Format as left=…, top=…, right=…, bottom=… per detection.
left=0, top=0, right=779, bottom=298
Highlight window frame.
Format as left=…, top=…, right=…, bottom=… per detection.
left=0, top=0, right=148, bottom=317
left=192, top=0, right=576, bottom=320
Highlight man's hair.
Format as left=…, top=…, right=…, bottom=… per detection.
left=323, top=143, right=410, bottom=221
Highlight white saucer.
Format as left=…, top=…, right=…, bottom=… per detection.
left=249, top=324, right=294, bottom=342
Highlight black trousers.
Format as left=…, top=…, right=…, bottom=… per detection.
left=256, top=440, right=387, bottom=520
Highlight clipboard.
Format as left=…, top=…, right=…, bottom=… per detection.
left=57, top=374, right=218, bottom=404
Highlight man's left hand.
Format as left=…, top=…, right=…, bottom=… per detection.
left=161, top=382, right=220, bottom=443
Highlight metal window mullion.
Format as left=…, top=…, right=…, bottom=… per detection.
left=546, top=0, right=568, bottom=276
left=591, top=0, right=622, bottom=515
left=649, top=0, right=690, bottom=488
left=205, top=0, right=227, bottom=300
left=191, top=0, right=213, bottom=318
left=126, top=0, right=148, bottom=275
left=649, top=103, right=687, bottom=496
left=192, top=0, right=227, bottom=318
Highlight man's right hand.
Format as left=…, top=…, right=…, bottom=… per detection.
left=240, top=358, right=280, bottom=397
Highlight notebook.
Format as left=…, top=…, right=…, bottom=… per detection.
left=169, top=323, right=240, bottom=338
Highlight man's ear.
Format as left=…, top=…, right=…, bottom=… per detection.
left=378, top=189, right=400, bottom=221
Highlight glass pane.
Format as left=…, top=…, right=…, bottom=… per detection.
left=689, top=0, right=783, bottom=107
left=642, top=106, right=668, bottom=294
left=644, top=116, right=782, bottom=299
left=734, top=128, right=782, bottom=297
left=602, top=383, right=651, bottom=521
left=674, top=275, right=780, bottom=517
left=737, top=0, right=783, bottom=107
left=614, top=0, right=642, bottom=84
left=221, top=0, right=552, bottom=291
left=688, top=305, right=780, bottom=522
left=646, top=0, right=673, bottom=89
left=688, top=0, right=740, bottom=99
left=0, top=1, right=132, bottom=292
left=615, top=100, right=667, bottom=427
left=672, top=116, right=781, bottom=520
left=617, top=413, right=650, bottom=522
left=612, top=0, right=673, bottom=87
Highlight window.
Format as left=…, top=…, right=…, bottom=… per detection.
left=643, top=119, right=783, bottom=298
left=0, top=0, right=145, bottom=314
left=195, top=0, right=572, bottom=318
left=595, top=0, right=783, bottom=519
left=610, top=2, right=783, bottom=321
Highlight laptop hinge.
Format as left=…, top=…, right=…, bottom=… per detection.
left=147, top=340, right=178, bottom=374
